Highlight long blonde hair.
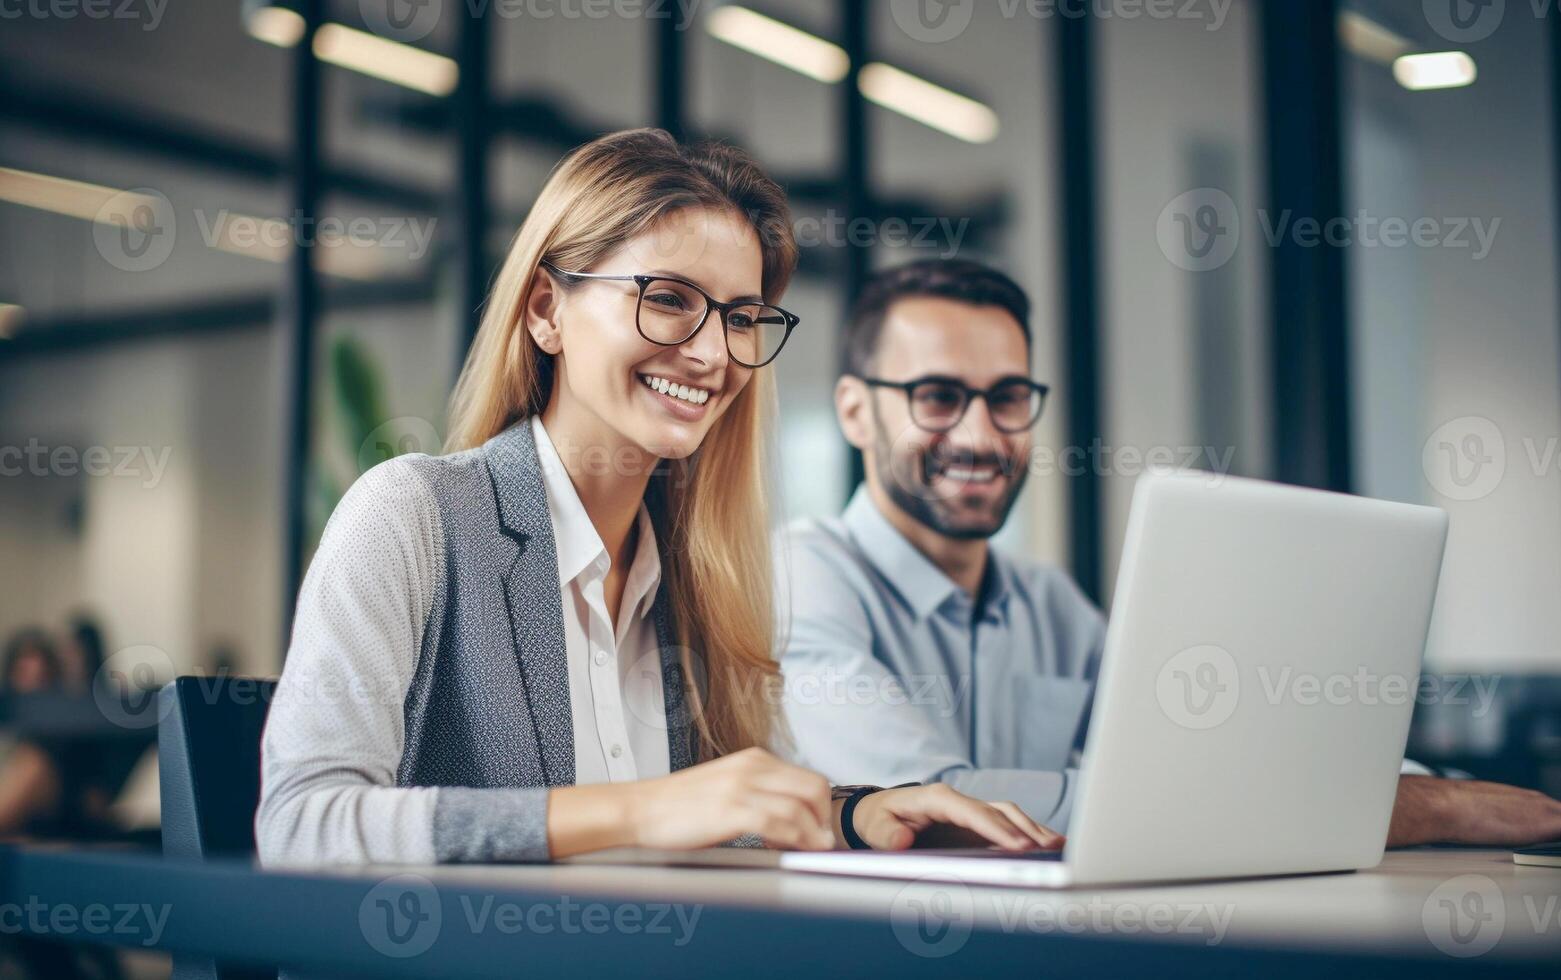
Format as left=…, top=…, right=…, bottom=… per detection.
left=446, top=129, right=798, bottom=760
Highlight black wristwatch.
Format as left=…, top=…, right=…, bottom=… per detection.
left=831, top=783, right=921, bottom=850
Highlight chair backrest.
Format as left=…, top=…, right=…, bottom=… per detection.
left=158, top=675, right=276, bottom=861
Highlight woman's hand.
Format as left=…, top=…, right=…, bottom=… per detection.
left=845, top=783, right=1064, bottom=852
left=548, top=747, right=837, bottom=858
left=627, top=747, right=837, bottom=850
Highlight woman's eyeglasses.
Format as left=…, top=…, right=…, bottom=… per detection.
left=853, top=374, right=1050, bottom=434
left=541, top=261, right=799, bottom=368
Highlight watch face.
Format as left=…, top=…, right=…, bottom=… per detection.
left=829, top=784, right=881, bottom=801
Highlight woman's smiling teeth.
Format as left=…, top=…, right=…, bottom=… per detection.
left=641, top=373, right=711, bottom=405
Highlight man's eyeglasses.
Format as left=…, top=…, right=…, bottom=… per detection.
left=854, top=374, right=1050, bottom=434
left=540, top=261, right=799, bottom=368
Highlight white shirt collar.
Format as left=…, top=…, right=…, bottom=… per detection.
left=530, top=416, right=662, bottom=621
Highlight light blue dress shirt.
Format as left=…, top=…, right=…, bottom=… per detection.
left=777, top=486, right=1107, bottom=830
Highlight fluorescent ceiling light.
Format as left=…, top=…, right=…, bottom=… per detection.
left=706, top=5, right=848, bottom=83
left=246, top=5, right=305, bottom=47
left=0, top=167, right=155, bottom=223
left=858, top=62, right=999, bottom=144
left=0, top=166, right=387, bottom=280
left=704, top=6, right=999, bottom=143
left=314, top=23, right=458, bottom=97
left=1337, top=11, right=1411, bottom=65
left=1393, top=51, right=1477, bottom=91
left=245, top=12, right=458, bottom=96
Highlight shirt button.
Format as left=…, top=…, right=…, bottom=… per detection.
left=610, top=744, right=623, bottom=758
left=593, top=649, right=607, bottom=666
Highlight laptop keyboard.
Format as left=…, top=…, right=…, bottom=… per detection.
left=899, top=849, right=1065, bottom=861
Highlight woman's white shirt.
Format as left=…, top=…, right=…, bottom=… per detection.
left=530, top=416, right=670, bottom=784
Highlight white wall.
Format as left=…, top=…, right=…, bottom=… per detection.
left=0, top=340, right=206, bottom=674
left=1346, top=10, right=1561, bottom=674
left=1097, top=0, right=1272, bottom=602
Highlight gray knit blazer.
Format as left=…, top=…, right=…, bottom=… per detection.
left=256, top=419, right=698, bottom=865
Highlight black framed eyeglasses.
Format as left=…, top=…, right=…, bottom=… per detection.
left=540, top=261, right=799, bottom=368
left=855, top=374, right=1050, bottom=434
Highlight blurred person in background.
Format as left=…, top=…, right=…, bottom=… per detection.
left=1, top=629, right=62, bottom=697
left=0, top=633, right=119, bottom=980
left=0, top=622, right=147, bottom=842
left=258, top=129, right=1061, bottom=867
left=0, top=628, right=67, bottom=838
left=58, top=615, right=106, bottom=695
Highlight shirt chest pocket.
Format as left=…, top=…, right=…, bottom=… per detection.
left=1000, top=676, right=1094, bottom=772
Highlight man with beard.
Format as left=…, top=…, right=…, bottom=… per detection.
left=777, top=258, right=1561, bottom=846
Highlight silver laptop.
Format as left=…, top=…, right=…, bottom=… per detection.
left=780, top=470, right=1449, bottom=887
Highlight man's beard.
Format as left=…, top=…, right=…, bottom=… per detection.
left=870, top=412, right=1028, bottom=541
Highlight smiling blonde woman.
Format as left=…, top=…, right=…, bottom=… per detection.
left=256, top=128, right=1062, bottom=864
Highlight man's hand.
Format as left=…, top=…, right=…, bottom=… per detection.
left=1388, top=775, right=1561, bottom=847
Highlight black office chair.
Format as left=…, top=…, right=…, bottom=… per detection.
left=158, top=675, right=277, bottom=980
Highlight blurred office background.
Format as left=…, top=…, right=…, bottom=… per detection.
left=1, top=0, right=1559, bottom=868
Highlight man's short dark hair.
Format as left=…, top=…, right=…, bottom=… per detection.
left=842, top=258, right=1031, bottom=376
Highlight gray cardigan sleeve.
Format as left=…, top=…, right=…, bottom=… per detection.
left=255, top=456, right=550, bottom=866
